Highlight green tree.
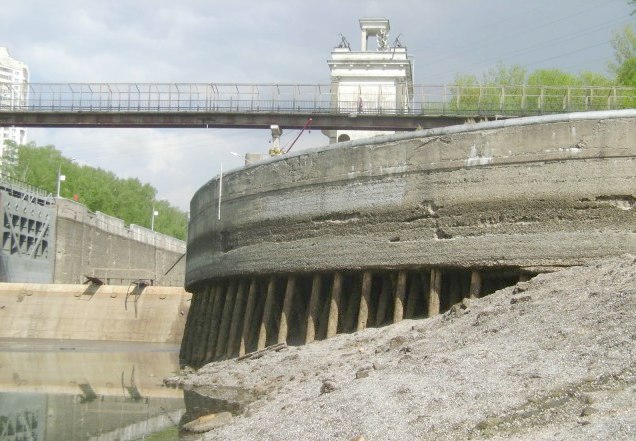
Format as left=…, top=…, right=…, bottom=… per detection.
left=482, top=62, right=527, bottom=86
left=617, top=57, right=636, bottom=85
left=9, top=142, right=187, bottom=240
left=450, top=74, right=481, bottom=114
left=451, top=63, right=616, bottom=115
left=451, top=63, right=528, bottom=114
left=526, top=69, right=581, bottom=112
left=616, top=57, right=636, bottom=107
left=609, top=25, right=636, bottom=75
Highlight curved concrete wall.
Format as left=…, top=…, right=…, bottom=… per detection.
left=187, top=110, right=636, bottom=285
left=181, top=110, right=636, bottom=366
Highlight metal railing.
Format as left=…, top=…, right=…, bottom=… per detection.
left=0, top=83, right=635, bottom=117
left=0, top=172, right=54, bottom=204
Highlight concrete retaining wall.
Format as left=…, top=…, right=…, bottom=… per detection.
left=55, top=199, right=185, bottom=285
left=187, top=111, right=636, bottom=283
left=180, top=110, right=636, bottom=366
left=0, top=283, right=190, bottom=343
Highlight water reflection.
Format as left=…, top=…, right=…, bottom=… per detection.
left=0, top=339, right=185, bottom=441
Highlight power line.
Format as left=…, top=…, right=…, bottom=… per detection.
left=425, top=15, right=630, bottom=82
left=422, top=0, right=621, bottom=69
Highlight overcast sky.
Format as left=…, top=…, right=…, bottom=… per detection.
left=2, top=0, right=634, bottom=210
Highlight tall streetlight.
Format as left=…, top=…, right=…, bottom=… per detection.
left=56, top=158, right=76, bottom=198
left=55, top=165, right=65, bottom=198
left=151, top=204, right=159, bottom=231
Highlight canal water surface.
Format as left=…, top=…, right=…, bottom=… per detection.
left=0, top=339, right=190, bottom=440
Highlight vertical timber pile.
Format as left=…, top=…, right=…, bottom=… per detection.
left=179, top=266, right=497, bottom=366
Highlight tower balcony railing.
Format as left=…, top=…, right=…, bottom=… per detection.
left=0, top=83, right=634, bottom=117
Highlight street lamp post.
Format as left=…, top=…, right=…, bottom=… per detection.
left=56, top=158, right=76, bottom=198
left=151, top=205, right=159, bottom=231
left=56, top=165, right=65, bottom=198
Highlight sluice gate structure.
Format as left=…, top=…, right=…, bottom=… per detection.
left=180, top=110, right=636, bottom=367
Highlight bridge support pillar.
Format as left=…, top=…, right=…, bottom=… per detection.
left=195, top=286, right=216, bottom=365
left=393, top=270, right=407, bottom=323
left=305, top=274, right=322, bottom=344
left=470, top=270, right=482, bottom=299
left=258, top=277, right=277, bottom=350
left=215, top=282, right=237, bottom=360
left=278, top=275, right=296, bottom=344
left=357, top=271, right=373, bottom=331
left=205, top=284, right=226, bottom=362
left=327, top=272, right=343, bottom=338
left=239, top=279, right=258, bottom=356
left=227, top=280, right=247, bottom=358
left=429, top=269, right=441, bottom=316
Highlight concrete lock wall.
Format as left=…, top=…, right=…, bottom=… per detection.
left=180, top=110, right=636, bottom=366
left=54, top=199, right=186, bottom=286
left=0, top=283, right=190, bottom=343
left=0, top=190, right=56, bottom=283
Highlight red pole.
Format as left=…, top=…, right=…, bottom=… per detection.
left=283, top=117, right=313, bottom=154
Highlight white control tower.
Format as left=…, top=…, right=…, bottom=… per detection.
left=325, top=18, right=413, bottom=143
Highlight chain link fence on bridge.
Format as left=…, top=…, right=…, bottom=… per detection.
left=1, top=83, right=635, bottom=117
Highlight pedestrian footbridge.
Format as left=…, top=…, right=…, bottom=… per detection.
left=1, top=83, right=634, bottom=130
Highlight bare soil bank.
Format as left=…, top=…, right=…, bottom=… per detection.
left=167, top=255, right=636, bottom=440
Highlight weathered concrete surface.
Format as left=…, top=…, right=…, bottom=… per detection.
left=55, top=199, right=185, bottom=285
left=0, top=283, right=190, bottom=343
left=187, top=111, right=636, bottom=286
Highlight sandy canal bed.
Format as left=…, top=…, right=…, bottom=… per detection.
left=167, top=254, right=636, bottom=440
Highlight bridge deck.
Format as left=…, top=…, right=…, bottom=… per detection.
left=1, top=83, right=634, bottom=129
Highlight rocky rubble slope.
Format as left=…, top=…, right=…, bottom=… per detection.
left=167, top=255, right=636, bottom=440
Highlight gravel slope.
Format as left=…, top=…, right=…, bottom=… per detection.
left=168, top=254, right=636, bottom=440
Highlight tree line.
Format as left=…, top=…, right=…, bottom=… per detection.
left=449, top=24, right=636, bottom=113
left=2, top=141, right=188, bottom=240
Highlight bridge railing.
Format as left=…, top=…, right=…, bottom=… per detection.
left=0, top=83, right=634, bottom=117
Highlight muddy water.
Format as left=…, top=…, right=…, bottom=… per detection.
left=0, top=339, right=187, bottom=440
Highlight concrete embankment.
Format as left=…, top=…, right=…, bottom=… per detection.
left=0, top=283, right=190, bottom=343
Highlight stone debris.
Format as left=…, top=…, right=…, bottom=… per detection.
left=320, top=379, right=337, bottom=394
left=513, top=282, right=531, bottom=294
left=510, top=295, right=532, bottom=304
left=182, top=411, right=233, bottom=433
left=355, top=365, right=372, bottom=379
left=237, top=342, right=287, bottom=361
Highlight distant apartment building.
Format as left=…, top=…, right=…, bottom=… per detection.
left=0, top=47, right=29, bottom=170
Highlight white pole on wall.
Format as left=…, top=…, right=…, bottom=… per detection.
left=218, top=163, right=223, bottom=220
left=151, top=204, right=159, bottom=231
left=56, top=165, right=65, bottom=198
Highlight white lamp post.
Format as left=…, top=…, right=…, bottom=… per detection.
left=56, top=158, right=76, bottom=198
left=56, top=165, right=65, bottom=198
left=151, top=205, right=159, bottom=231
